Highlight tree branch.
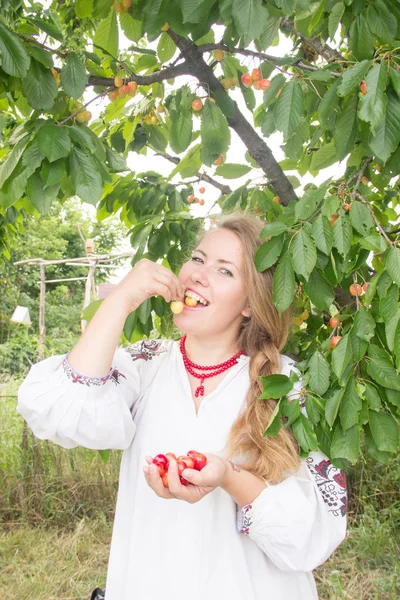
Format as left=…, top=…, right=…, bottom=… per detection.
left=199, top=44, right=340, bottom=77
left=167, top=31, right=298, bottom=204
left=354, top=192, right=394, bottom=247
left=86, top=62, right=191, bottom=88
left=155, top=152, right=233, bottom=195
left=281, top=18, right=343, bottom=63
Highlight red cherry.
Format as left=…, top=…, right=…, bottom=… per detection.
left=162, top=472, right=169, bottom=487
left=360, top=81, right=367, bottom=95
left=165, top=452, right=177, bottom=463
left=331, top=336, right=342, bottom=347
left=176, top=455, right=195, bottom=469
left=192, top=99, right=203, bottom=111
left=252, top=68, right=261, bottom=81
left=153, top=454, right=168, bottom=477
left=241, top=73, right=252, bottom=88
left=329, top=317, right=339, bottom=328
left=259, top=79, right=271, bottom=91
left=199, top=186, right=205, bottom=194
left=187, top=450, right=207, bottom=471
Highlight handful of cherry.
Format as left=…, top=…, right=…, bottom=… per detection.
left=152, top=450, right=207, bottom=486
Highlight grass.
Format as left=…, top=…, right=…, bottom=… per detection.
left=1, top=379, right=399, bottom=599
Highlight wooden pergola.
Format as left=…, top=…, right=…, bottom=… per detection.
left=13, top=251, right=133, bottom=359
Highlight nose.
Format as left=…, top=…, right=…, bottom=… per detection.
left=190, top=261, right=209, bottom=287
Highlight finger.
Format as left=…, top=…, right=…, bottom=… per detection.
left=167, top=459, right=182, bottom=495
left=148, top=463, right=168, bottom=495
left=181, top=468, right=202, bottom=486
left=145, top=456, right=153, bottom=465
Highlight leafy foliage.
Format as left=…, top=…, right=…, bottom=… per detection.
left=0, top=0, right=399, bottom=467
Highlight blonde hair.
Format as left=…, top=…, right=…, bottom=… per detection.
left=194, top=211, right=300, bottom=484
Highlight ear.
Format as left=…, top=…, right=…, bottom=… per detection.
left=241, top=307, right=251, bottom=318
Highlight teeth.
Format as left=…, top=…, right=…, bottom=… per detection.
left=185, top=290, right=209, bottom=305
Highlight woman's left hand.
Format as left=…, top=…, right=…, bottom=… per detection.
left=143, top=453, right=228, bottom=503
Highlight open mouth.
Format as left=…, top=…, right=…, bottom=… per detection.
left=184, top=289, right=210, bottom=307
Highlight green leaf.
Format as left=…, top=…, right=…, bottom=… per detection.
left=337, top=60, right=371, bottom=97
left=71, top=147, right=103, bottom=205
left=272, top=251, right=296, bottom=313
left=119, top=13, right=143, bottom=42
left=75, top=0, right=94, bottom=18
left=333, top=215, right=352, bottom=256
left=385, top=309, right=400, bottom=353
left=27, top=45, right=53, bottom=69
left=263, top=74, right=286, bottom=107
left=260, top=222, right=287, bottom=238
left=181, top=0, right=216, bottom=23
left=331, top=423, right=360, bottom=464
left=349, top=200, right=375, bottom=236
left=364, top=424, right=391, bottom=464
left=328, top=1, right=345, bottom=40
left=259, top=374, right=293, bottom=399
left=365, top=382, right=382, bottom=411
left=354, top=307, right=376, bottom=342
left=380, top=284, right=399, bottom=323
left=369, top=410, right=399, bottom=453
left=232, top=0, right=269, bottom=45
left=157, top=31, right=176, bottom=63
left=81, top=299, right=103, bottom=321
left=60, top=52, right=88, bottom=99
left=137, top=298, right=151, bottom=325
left=169, top=144, right=201, bottom=178
left=349, top=14, right=374, bottom=61
left=254, top=234, right=284, bottom=271
left=358, top=62, right=388, bottom=134
left=292, top=414, right=318, bottom=452
left=366, top=0, right=397, bottom=43
left=214, top=163, right=252, bottom=178
left=105, top=146, right=127, bottom=172
left=290, top=228, right=317, bottom=280
left=37, top=124, right=71, bottom=163
left=332, top=333, right=352, bottom=380
left=394, top=318, right=400, bottom=371
left=334, top=96, right=358, bottom=161
left=201, top=99, right=230, bottom=155
left=94, top=9, right=118, bottom=57
left=303, top=268, right=335, bottom=311
left=308, top=350, right=330, bottom=396
left=22, top=59, right=58, bottom=110
left=30, top=17, right=64, bottom=42
left=263, top=399, right=282, bottom=437
left=325, top=388, right=343, bottom=427
left=274, top=78, right=304, bottom=141
left=366, top=357, right=400, bottom=391
left=340, top=376, right=362, bottom=431
left=370, top=90, right=400, bottom=164
left=295, top=186, right=327, bottom=221
left=40, top=158, right=66, bottom=187
left=319, top=77, right=341, bottom=128
left=310, top=143, right=338, bottom=171
left=0, top=133, right=31, bottom=189
left=384, top=247, right=400, bottom=285
left=170, top=111, right=193, bottom=154
left=27, top=171, right=59, bottom=214
left=0, top=22, right=30, bottom=78
left=281, top=397, right=301, bottom=426
left=359, top=234, right=387, bottom=253
left=311, top=214, right=333, bottom=255
left=390, top=68, right=400, bottom=98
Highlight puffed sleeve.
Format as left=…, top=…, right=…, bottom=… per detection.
left=235, top=355, right=347, bottom=572
left=17, top=339, right=169, bottom=451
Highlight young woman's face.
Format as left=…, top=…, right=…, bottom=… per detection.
left=174, top=228, right=251, bottom=334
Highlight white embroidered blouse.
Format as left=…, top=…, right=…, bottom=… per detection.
left=17, top=338, right=347, bottom=600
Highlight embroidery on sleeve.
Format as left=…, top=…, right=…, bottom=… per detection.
left=125, top=339, right=168, bottom=362
left=306, top=456, right=347, bottom=517
left=63, top=357, right=126, bottom=387
left=236, top=503, right=253, bottom=535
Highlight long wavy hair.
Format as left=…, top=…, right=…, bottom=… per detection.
left=194, top=211, right=300, bottom=484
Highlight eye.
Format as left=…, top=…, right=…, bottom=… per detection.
left=191, top=256, right=233, bottom=277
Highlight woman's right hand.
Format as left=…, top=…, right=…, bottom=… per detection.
left=109, top=259, right=186, bottom=313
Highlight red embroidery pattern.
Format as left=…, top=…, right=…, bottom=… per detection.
left=237, top=503, right=253, bottom=535
left=62, top=357, right=126, bottom=387
left=125, top=339, right=168, bottom=362
left=306, top=454, right=347, bottom=517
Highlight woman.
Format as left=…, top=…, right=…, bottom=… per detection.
left=17, top=212, right=347, bottom=600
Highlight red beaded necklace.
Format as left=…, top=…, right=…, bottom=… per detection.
left=179, top=334, right=246, bottom=398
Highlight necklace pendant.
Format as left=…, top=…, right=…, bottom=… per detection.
left=195, top=384, right=205, bottom=397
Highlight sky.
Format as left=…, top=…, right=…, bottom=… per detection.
left=78, top=22, right=346, bottom=283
